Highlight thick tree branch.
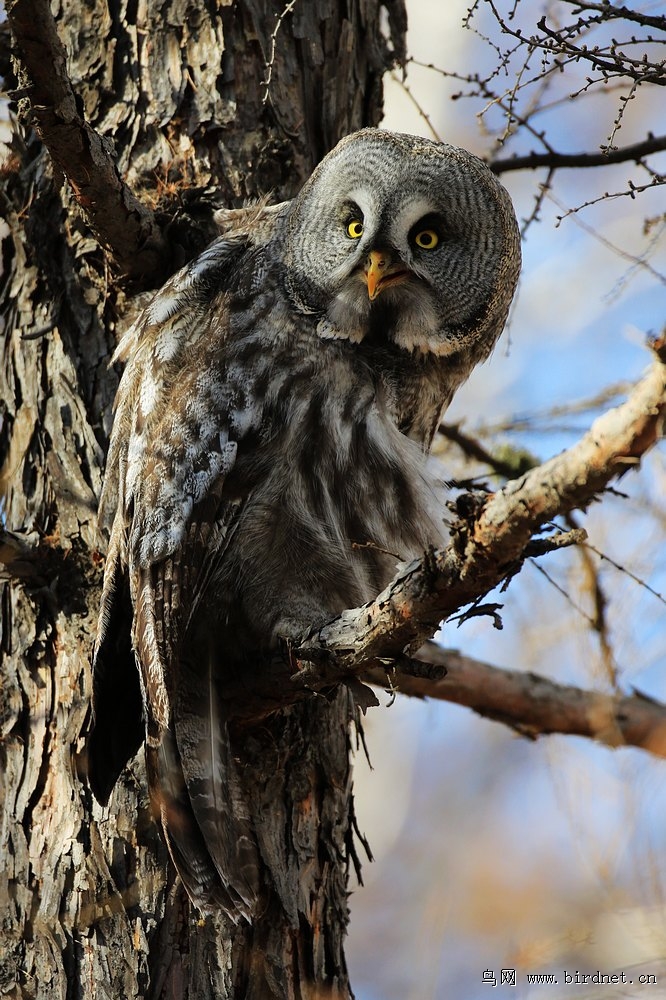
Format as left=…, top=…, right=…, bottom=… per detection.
left=217, top=342, right=666, bottom=762
left=6, top=0, right=170, bottom=285
left=364, top=646, right=666, bottom=759
left=295, top=341, right=666, bottom=670
left=490, top=134, right=666, bottom=175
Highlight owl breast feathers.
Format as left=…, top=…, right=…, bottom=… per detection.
left=88, top=128, right=521, bottom=916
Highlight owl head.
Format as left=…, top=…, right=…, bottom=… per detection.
left=280, top=128, right=520, bottom=360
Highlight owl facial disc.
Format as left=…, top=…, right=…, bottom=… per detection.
left=282, top=127, right=521, bottom=357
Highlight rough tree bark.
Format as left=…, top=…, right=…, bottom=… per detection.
left=0, top=2, right=406, bottom=997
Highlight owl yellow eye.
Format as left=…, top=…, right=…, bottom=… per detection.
left=346, top=219, right=364, bottom=239
left=414, top=229, right=439, bottom=250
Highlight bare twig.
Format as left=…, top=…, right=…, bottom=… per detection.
left=582, top=539, right=666, bottom=608
left=437, top=422, right=537, bottom=479
left=557, top=0, right=666, bottom=33
left=553, top=175, right=665, bottom=224
left=388, top=71, right=441, bottom=141
left=261, top=0, right=299, bottom=105
left=479, top=381, right=634, bottom=435
left=546, top=187, right=666, bottom=285
left=534, top=13, right=665, bottom=85
left=491, top=133, right=666, bottom=174
left=524, top=528, right=587, bottom=557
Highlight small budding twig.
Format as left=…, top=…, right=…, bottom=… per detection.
left=261, top=0, right=299, bottom=105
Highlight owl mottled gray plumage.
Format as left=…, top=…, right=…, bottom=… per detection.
left=88, top=128, right=521, bottom=917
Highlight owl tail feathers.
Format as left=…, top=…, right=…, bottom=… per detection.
left=146, top=698, right=260, bottom=921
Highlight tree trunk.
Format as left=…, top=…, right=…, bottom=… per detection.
left=0, top=2, right=406, bottom=996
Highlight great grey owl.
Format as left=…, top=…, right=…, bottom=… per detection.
left=88, top=128, right=521, bottom=918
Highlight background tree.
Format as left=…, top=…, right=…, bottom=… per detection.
left=0, top=1, right=664, bottom=999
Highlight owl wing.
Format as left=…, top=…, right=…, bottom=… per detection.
left=88, top=206, right=282, bottom=914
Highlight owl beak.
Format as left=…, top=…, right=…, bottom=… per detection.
left=364, top=249, right=408, bottom=301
